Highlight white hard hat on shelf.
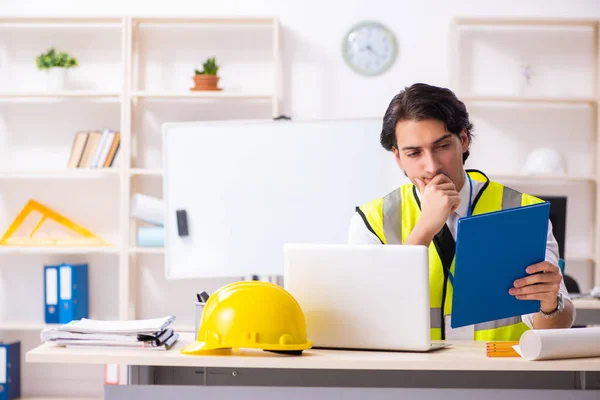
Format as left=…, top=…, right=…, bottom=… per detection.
left=522, top=148, right=566, bottom=175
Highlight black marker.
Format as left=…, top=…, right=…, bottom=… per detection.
left=197, top=291, right=209, bottom=303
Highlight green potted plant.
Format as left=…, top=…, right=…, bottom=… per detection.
left=191, top=57, right=221, bottom=91
left=36, top=47, right=79, bottom=91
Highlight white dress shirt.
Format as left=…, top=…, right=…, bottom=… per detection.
left=348, top=171, right=573, bottom=339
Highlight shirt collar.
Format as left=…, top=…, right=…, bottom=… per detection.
left=454, top=170, right=471, bottom=218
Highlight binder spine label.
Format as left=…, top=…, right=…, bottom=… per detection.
left=45, top=268, right=58, bottom=305
left=0, top=347, right=6, bottom=384
left=60, top=266, right=72, bottom=300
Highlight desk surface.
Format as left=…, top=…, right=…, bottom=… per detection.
left=26, top=333, right=600, bottom=372
left=573, top=298, right=600, bottom=310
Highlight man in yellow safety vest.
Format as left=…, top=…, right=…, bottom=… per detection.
left=349, top=83, right=575, bottom=341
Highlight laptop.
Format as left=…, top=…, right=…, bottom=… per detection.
left=283, top=244, right=450, bottom=352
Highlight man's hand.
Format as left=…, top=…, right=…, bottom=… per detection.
left=413, top=174, right=461, bottom=236
left=509, top=261, right=562, bottom=313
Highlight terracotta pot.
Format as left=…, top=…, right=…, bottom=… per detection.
left=191, top=74, right=221, bottom=91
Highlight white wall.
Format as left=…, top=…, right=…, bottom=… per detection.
left=4, top=0, right=600, bottom=120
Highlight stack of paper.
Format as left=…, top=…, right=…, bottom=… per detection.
left=41, top=316, right=179, bottom=351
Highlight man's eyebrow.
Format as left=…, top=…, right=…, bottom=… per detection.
left=400, top=133, right=453, bottom=151
left=432, top=133, right=453, bottom=145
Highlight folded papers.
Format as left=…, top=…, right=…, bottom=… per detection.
left=41, top=316, right=179, bottom=350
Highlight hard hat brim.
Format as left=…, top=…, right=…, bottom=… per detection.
left=180, top=340, right=223, bottom=355
left=180, top=339, right=313, bottom=355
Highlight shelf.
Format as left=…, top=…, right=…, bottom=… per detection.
left=129, top=247, right=165, bottom=255
left=132, top=16, right=275, bottom=25
left=0, top=16, right=123, bottom=24
left=489, top=174, right=597, bottom=183
left=0, top=169, right=120, bottom=180
left=459, top=95, right=596, bottom=106
left=453, top=17, right=598, bottom=27
left=131, top=91, right=273, bottom=100
left=129, top=168, right=163, bottom=177
left=0, top=321, right=59, bottom=331
left=0, top=247, right=120, bottom=255
left=0, top=91, right=121, bottom=99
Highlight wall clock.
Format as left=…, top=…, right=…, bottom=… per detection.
left=342, top=21, right=398, bottom=76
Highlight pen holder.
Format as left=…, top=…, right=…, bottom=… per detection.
left=194, top=301, right=206, bottom=337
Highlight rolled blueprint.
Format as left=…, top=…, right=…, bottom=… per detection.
left=130, top=194, right=164, bottom=226
left=514, top=327, right=600, bottom=361
left=137, top=226, right=165, bottom=247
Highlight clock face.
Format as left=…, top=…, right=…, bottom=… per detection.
left=342, top=21, right=398, bottom=76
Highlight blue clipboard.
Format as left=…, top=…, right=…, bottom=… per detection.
left=451, top=201, right=550, bottom=328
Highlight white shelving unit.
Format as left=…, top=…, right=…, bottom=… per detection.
left=0, top=15, right=280, bottom=398
left=131, top=91, right=273, bottom=99
left=450, top=17, right=600, bottom=290
left=458, top=95, right=597, bottom=105
left=488, top=174, right=597, bottom=183
left=128, top=168, right=162, bottom=177
left=128, top=247, right=164, bottom=255
left=0, top=247, right=121, bottom=255
left=0, top=321, right=60, bottom=331
left=0, top=169, right=121, bottom=179
left=0, top=91, right=121, bottom=98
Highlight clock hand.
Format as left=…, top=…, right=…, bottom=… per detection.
left=366, top=44, right=381, bottom=58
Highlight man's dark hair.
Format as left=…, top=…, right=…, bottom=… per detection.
left=380, top=83, right=474, bottom=163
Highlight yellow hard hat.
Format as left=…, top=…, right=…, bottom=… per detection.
left=181, top=281, right=312, bottom=355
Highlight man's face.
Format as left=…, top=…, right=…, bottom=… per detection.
left=392, top=119, right=469, bottom=191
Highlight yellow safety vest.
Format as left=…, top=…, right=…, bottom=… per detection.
left=356, top=169, right=544, bottom=341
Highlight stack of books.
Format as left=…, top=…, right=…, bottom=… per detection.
left=41, top=316, right=179, bottom=351
left=67, top=129, right=120, bottom=168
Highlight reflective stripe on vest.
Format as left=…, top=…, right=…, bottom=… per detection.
left=475, top=316, right=522, bottom=331
left=502, top=186, right=522, bottom=210
left=357, top=169, right=544, bottom=341
left=430, top=308, right=442, bottom=329
left=429, top=310, right=522, bottom=331
left=382, top=188, right=402, bottom=244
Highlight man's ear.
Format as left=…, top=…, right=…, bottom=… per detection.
left=460, top=130, right=469, bottom=153
left=392, top=146, right=403, bottom=169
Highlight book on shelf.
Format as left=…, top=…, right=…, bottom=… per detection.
left=67, top=129, right=120, bottom=169
left=67, top=131, right=89, bottom=168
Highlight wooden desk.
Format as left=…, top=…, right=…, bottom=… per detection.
left=27, top=333, right=600, bottom=399
left=26, top=333, right=600, bottom=371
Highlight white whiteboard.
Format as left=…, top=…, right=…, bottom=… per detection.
left=162, top=118, right=405, bottom=279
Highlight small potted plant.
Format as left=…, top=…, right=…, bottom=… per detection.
left=36, top=47, right=79, bottom=91
left=191, top=57, right=221, bottom=91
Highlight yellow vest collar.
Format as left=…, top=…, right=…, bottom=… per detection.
left=466, top=169, right=490, bottom=185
